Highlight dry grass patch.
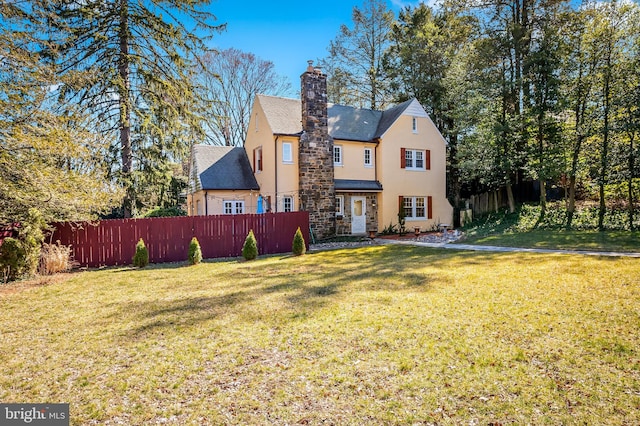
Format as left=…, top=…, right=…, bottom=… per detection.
left=0, top=246, right=639, bottom=425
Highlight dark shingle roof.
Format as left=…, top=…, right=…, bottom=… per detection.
left=328, top=104, right=382, bottom=141
left=374, top=99, right=414, bottom=138
left=257, top=95, right=419, bottom=141
left=335, top=179, right=383, bottom=192
left=192, top=145, right=259, bottom=191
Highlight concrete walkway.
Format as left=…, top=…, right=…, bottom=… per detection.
left=379, top=238, right=640, bottom=258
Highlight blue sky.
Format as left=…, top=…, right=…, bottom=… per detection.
left=207, top=0, right=422, bottom=96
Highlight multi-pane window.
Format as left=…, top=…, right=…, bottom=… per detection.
left=405, top=149, right=414, bottom=169
left=364, top=147, right=372, bottom=167
left=282, top=142, right=293, bottom=163
left=336, top=195, right=344, bottom=216
left=223, top=200, right=244, bottom=215
left=403, top=196, right=427, bottom=219
left=415, top=197, right=425, bottom=218
left=334, top=145, right=343, bottom=166
left=404, top=149, right=425, bottom=170
left=412, top=117, right=418, bottom=133
left=283, top=196, right=293, bottom=212
left=415, top=150, right=424, bottom=169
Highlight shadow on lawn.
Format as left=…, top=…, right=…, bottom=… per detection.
left=117, top=244, right=612, bottom=339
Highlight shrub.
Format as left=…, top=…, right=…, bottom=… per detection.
left=0, top=238, right=26, bottom=282
left=292, top=227, right=306, bottom=256
left=143, top=206, right=187, bottom=218
left=132, top=238, right=149, bottom=267
left=242, top=230, right=258, bottom=260
left=18, top=209, right=45, bottom=278
left=188, top=237, right=203, bottom=265
left=39, top=242, right=74, bottom=275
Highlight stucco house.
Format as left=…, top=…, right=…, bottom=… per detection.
left=187, top=145, right=260, bottom=216
left=188, top=62, right=453, bottom=240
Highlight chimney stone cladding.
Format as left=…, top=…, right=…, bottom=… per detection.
left=299, top=62, right=336, bottom=239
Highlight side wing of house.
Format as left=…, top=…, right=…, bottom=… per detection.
left=244, top=95, right=301, bottom=213
left=377, top=99, right=453, bottom=230
left=187, top=145, right=260, bottom=216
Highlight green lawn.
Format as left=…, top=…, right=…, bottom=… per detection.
left=1, top=245, right=639, bottom=424
left=457, top=229, right=640, bottom=252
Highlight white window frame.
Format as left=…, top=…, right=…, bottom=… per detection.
left=334, top=145, right=343, bottom=166
left=364, top=147, right=372, bottom=168
left=405, top=149, right=425, bottom=171
left=282, top=142, right=293, bottom=164
left=223, top=200, right=244, bottom=215
left=403, top=196, right=427, bottom=220
left=412, top=117, right=418, bottom=133
left=283, top=196, right=293, bottom=212
left=255, top=146, right=263, bottom=172
left=336, top=195, right=344, bottom=216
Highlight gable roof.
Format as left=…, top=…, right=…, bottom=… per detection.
left=192, top=145, right=259, bottom=191
left=256, top=95, right=424, bottom=142
left=256, top=95, right=302, bottom=135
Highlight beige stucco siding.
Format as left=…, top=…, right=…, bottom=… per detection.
left=377, top=114, right=452, bottom=230
left=274, top=137, right=299, bottom=212
left=187, top=190, right=258, bottom=216
left=333, top=140, right=377, bottom=181
left=244, top=97, right=301, bottom=213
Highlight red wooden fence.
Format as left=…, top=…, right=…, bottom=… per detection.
left=50, top=212, right=310, bottom=267
left=0, top=223, right=18, bottom=247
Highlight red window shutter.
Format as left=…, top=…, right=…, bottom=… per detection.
left=425, top=149, right=431, bottom=170
left=266, top=196, right=271, bottom=212
left=427, top=196, right=433, bottom=219
left=400, top=148, right=406, bottom=169
left=398, top=196, right=404, bottom=213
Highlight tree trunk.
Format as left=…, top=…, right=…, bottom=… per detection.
left=119, top=0, right=133, bottom=218
left=598, top=45, right=612, bottom=232
left=567, top=175, right=577, bottom=228
left=628, top=133, right=635, bottom=230
left=506, top=181, right=516, bottom=213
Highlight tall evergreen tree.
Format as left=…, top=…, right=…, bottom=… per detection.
left=385, top=2, right=477, bottom=220
left=49, top=0, right=224, bottom=217
left=0, top=1, right=121, bottom=225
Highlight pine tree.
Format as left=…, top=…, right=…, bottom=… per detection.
left=292, top=227, right=306, bottom=256
left=48, top=0, right=225, bottom=217
left=242, top=230, right=258, bottom=261
left=188, top=237, right=203, bottom=265
left=0, top=1, right=121, bottom=226
left=132, top=238, right=149, bottom=268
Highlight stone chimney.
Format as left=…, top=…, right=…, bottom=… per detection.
left=299, top=61, right=336, bottom=239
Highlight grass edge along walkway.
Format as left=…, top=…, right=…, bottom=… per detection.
left=378, top=238, right=640, bottom=258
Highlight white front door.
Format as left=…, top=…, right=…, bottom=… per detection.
left=351, top=197, right=366, bottom=234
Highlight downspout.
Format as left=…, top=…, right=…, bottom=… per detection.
left=374, top=138, right=381, bottom=230
left=274, top=136, right=279, bottom=212
left=374, top=138, right=380, bottom=182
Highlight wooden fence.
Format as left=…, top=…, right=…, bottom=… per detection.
left=0, top=223, right=18, bottom=247
left=468, top=188, right=510, bottom=217
left=50, top=212, right=310, bottom=268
